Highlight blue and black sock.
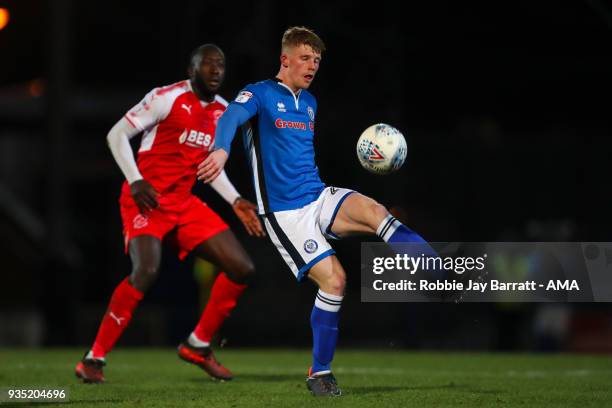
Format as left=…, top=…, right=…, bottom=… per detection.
left=376, top=214, right=427, bottom=244
left=310, top=289, right=343, bottom=375
left=376, top=214, right=444, bottom=278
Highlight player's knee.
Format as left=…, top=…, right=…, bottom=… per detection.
left=324, top=270, right=346, bottom=295
left=131, top=264, right=159, bottom=291
left=365, top=198, right=389, bottom=230
left=227, top=257, right=255, bottom=284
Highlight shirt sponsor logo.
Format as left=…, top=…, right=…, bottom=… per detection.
left=275, top=118, right=307, bottom=130
left=179, top=129, right=212, bottom=148
left=235, top=91, right=253, bottom=103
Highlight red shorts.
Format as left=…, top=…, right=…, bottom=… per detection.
left=119, top=194, right=228, bottom=260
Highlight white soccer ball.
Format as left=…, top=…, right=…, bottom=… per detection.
left=356, top=123, right=407, bottom=175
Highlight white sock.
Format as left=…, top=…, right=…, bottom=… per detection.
left=314, top=290, right=343, bottom=312
left=376, top=214, right=402, bottom=242
left=188, top=332, right=210, bottom=348
left=86, top=350, right=106, bottom=362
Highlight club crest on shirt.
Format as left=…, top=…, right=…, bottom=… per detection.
left=304, top=239, right=318, bottom=254
left=307, top=106, right=315, bottom=121
left=235, top=91, right=253, bottom=104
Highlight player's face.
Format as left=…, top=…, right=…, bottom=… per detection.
left=198, top=49, right=225, bottom=93
left=284, top=44, right=321, bottom=90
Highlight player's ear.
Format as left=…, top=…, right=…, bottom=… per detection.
left=280, top=53, right=289, bottom=68
left=187, top=67, right=194, bottom=79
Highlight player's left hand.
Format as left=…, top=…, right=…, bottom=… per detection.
left=197, top=149, right=228, bottom=183
left=232, top=197, right=265, bottom=237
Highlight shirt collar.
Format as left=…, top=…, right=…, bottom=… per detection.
left=273, top=77, right=302, bottom=97
left=186, top=79, right=217, bottom=107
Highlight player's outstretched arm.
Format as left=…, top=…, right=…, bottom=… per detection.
left=209, top=169, right=240, bottom=204
left=232, top=198, right=265, bottom=237
left=209, top=170, right=265, bottom=237
left=197, top=103, right=254, bottom=183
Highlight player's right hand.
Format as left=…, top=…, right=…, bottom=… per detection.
left=232, top=197, right=266, bottom=238
left=130, top=179, right=159, bottom=213
left=197, top=149, right=228, bottom=184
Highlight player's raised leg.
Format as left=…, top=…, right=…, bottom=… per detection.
left=328, top=192, right=444, bottom=282
left=304, top=255, right=345, bottom=396
left=329, top=193, right=430, bottom=244
left=178, top=229, right=255, bottom=381
left=75, top=235, right=161, bottom=383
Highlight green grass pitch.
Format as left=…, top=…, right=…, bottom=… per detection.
left=0, top=349, right=610, bottom=407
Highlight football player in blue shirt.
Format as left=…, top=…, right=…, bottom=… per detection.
left=198, top=27, right=431, bottom=396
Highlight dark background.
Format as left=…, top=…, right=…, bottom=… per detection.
left=0, top=0, right=611, bottom=351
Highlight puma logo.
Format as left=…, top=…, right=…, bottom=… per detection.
left=109, top=312, right=126, bottom=326
left=181, top=104, right=192, bottom=115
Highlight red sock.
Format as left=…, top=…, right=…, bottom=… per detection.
left=91, top=277, right=144, bottom=358
left=193, top=272, right=247, bottom=343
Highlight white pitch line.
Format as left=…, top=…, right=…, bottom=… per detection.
left=233, top=366, right=407, bottom=375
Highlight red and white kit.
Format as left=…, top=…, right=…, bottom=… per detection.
left=77, top=79, right=248, bottom=380
left=109, top=80, right=239, bottom=258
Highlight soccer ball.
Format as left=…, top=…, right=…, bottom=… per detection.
left=356, top=123, right=407, bottom=174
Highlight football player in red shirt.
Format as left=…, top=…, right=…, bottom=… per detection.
left=75, top=44, right=264, bottom=383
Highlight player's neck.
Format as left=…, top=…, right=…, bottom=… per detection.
left=275, top=71, right=300, bottom=94
left=190, top=79, right=215, bottom=103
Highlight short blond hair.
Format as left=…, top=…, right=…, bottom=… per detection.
left=281, top=26, right=326, bottom=54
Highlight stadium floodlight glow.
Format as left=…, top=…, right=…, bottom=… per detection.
left=0, top=8, right=9, bottom=31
